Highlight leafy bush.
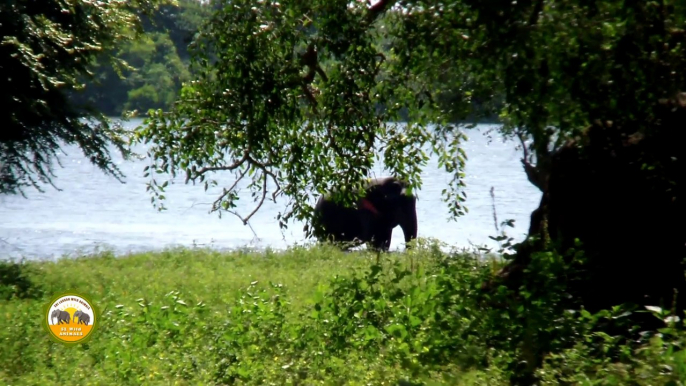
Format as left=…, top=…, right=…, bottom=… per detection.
left=1, top=244, right=685, bottom=385
left=0, top=259, right=43, bottom=301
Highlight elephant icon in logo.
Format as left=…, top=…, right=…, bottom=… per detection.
left=51, top=309, right=71, bottom=325
left=73, top=310, right=91, bottom=326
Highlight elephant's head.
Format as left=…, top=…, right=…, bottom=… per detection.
left=50, top=309, right=59, bottom=320
left=74, top=310, right=86, bottom=323
left=365, top=177, right=418, bottom=247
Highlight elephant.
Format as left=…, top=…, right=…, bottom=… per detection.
left=311, top=176, right=418, bottom=251
left=51, top=309, right=70, bottom=325
left=73, top=310, right=91, bottom=326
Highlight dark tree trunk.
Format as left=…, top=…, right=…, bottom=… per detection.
left=483, top=94, right=685, bottom=384
left=490, top=95, right=685, bottom=311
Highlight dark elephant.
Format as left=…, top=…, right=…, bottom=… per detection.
left=73, top=310, right=91, bottom=326
left=311, top=177, right=418, bottom=251
left=51, top=309, right=70, bottom=325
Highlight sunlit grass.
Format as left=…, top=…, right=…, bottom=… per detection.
left=31, top=245, right=378, bottom=313
left=1, top=242, right=685, bottom=385
left=1, top=243, right=477, bottom=384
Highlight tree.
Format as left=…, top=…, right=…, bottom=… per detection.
left=136, top=0, right=470, bottom=232
left=136, top=0, right=682, bottom=255
left=142, top=0, right=215, bottom=60
left=69, top=0, right=213, bottom=116
left=134, top=2, right=682, bottom=381
left=0, top=0, right=170, bottom=195
left=122, top=32, right=192, bottom=113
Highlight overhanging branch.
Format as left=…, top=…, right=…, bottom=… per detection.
left=189, top=148, right=250, bottom=183
left=211, top=168, right=249, bottom=213
left=228, top=172, right=269, bottom=225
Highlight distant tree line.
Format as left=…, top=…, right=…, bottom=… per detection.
left=68, top=0, right=213, bottom=117
left=68, top=0, right=500, bottom=122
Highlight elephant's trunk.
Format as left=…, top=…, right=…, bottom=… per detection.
left=400, top=196, right=418, bottom=248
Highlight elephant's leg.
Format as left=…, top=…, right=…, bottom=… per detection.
left=359, top=211, right=376, bottom=242
left=382, top=229, right=392, bottom=251
left=370, top=227, right=393, bottom=251
left=382, top=227, right=393, bottom=251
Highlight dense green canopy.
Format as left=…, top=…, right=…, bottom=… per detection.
left=0, top=0, right=169, bottom=195
left=136, top=0, right=470, bottom=232
left=137, top=0, right=684, bottom=233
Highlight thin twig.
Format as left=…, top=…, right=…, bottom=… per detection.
left=227, top=172, right=268, bottom=226
left=243, top=174, right=269, bottom=224
left=246, top=221, right=259, bottom=240
left=260, top=167, right=281, bottom=202
left=246, top=153, right=276, bottom=168
left=211, top=168, right=249, bottom=213
left=490, top=186, right=499, bottom=233
left=182, top=200, right=214, bottom=215
left=244, top=153, right=281, bottom=201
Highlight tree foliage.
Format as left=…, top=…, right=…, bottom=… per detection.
left=0, top=0, right=170, bottom=195
left=137, top=0, right=685, bottom=232
left=382, top=0, right=686, bottom=190
left=136, top=0, right=469, bottom=232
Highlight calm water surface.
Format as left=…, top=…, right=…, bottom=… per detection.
left=0, top=120, right=542, bottom=260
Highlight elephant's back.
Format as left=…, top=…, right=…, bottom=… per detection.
left=315, top=194, right=358, bottom=214
left=313, top=195, right=360, bottom=230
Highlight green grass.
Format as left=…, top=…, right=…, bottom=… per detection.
left=1, top=241, right=685, bottom=385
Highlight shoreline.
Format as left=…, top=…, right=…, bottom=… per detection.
left=0, top=238, right=504, bottom=263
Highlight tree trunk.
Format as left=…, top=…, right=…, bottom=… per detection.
left=482, top=95, right=684, bottom=386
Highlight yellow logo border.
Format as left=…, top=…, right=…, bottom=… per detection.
left=42, top=291, right=100, bottom=346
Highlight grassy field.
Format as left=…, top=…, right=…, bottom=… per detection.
left=1, top=241, right=685, bottom=385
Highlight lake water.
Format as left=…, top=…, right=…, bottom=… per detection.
left=0, top=120, right=542, bottom=260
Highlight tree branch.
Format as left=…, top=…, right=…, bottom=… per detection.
left=299, top=42, right=327, bottom=110
left=527, top=0, right=544, bottom=26
left=374, top=52, right=386, bottom=77
left=211, top=168, right=249, bottom=213
left=263, top=169, right=281, bottom=202
left=228, top=173, right=268, bottom=225
left=248, top=153, right=282, bottom=202
left=516, top=131, right=531, bottom=163
left=517, top=131, right=546, bottom=192
left=190, top=148, right=250, bottom=182
left=296, top=0, right=393, bottom=111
